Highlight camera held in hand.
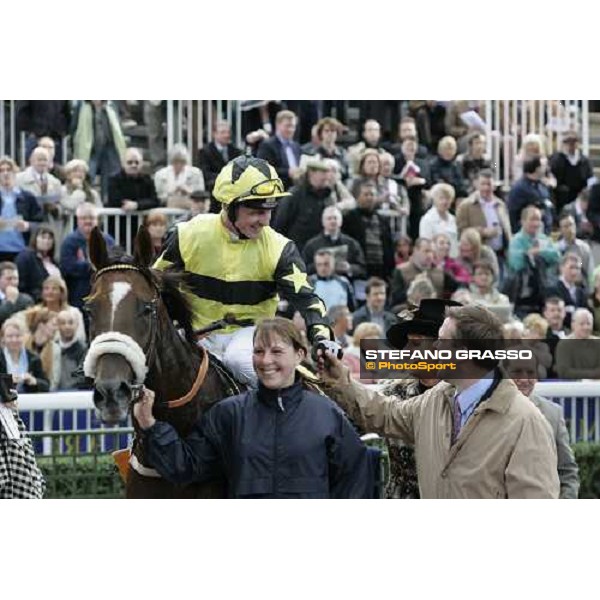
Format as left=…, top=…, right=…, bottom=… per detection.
left=129, top=384, right=144, bottom=404
left=0, top=374, right=18, bottom=403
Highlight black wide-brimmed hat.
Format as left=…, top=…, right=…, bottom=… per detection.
left=386, top=299, right=462, bottom=349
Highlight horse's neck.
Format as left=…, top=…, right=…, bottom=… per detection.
left=148, top=318, right=201, bottom=402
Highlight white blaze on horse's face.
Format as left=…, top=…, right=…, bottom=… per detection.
left=110, top=282, right=132, bottom=329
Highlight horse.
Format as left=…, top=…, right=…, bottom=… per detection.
left=83, top=225, right=238, bottom=498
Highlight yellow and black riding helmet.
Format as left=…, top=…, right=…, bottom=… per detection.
left=213, top=156, right=290, bottom=237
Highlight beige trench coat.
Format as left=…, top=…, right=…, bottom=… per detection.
left=324, top=372, right=559, bottom=499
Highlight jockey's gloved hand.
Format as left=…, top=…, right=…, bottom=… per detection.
left=311, top=338, right=343, bottom=363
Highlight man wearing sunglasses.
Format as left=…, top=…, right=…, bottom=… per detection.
left=155, top=155, right=338, bottom=386
left=107, top=147, right=159, bottom=243
left=107, top=148, right=159, bottom=213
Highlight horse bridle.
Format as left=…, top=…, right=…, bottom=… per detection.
left=90, top=263, right=160, bottom=384
left=89, top=263, right=208, bottom=410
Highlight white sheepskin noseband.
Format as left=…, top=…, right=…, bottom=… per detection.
left=83, top=332, right=148, bottom=384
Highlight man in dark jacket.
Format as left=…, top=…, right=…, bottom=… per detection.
left=342, top=182, right=395, bottom=280
left=562, top=189, right=595, bottom=240
left=107, top=147, right=158, bottom=211
left=507, top=155, right=554, bottom=234
left=412, top=101, right=447, bottom=153
left=303, top=205, right=366, bottom=281
left=197, top=120, right=242, bottom=195
left=549, top=131, right=594, bottom=213
left=273, top=161, right=333, bottom=252
left=256, top=110, right=301, bottom=189
left=0, top=262, right=33, bottom=327
left=543, top=296, right=568, bottom=379
left=351, top=277, right=397, bottom=333
left=107, top=147, right=159, bottom=243
left=0, top=157, right=43, bottom=261
left=392, top=137, right=431, bottom=240
left=545, top=252, right=588, bottom=329
left=385, top=116, right=430, bottom=160
left=16, top=100, right=71, bottom=164
left=60, top=203, right=114, bottom=312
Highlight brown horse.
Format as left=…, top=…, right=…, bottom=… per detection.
left=84, top=226, right=234, bottom=498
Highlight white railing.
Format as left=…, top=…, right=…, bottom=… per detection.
left=535, top=381, right=600, bottom=445
left=16, top=382, right=600, bottom=453
left=17, top=391, right=134, bottom=455
left=65, top=207, right=187, bottom=255
left=166, top=100, right=242, bottom=161
left=62, top=134, right=70, bottom=164
left=483, top=100, right=589, bottom=190
left=19, top=391, right=93, bottom=410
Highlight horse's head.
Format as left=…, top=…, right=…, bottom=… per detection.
left=84, top=226, right=160, bottom=425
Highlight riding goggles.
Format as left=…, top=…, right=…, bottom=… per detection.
left=235, top=178, right=285, bottom=201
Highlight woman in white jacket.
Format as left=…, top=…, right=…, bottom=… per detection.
left=153, top=144, right=205, bottom=209
left=60, top=159, right=102, bottom=213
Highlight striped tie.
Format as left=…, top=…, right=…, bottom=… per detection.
left=452, top=398, right=462, bottom=445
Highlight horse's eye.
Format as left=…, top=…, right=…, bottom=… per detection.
left=139, top=303, right=154, bottom=315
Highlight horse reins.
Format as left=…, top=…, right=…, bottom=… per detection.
left=92, top=264, right=208, bottom=409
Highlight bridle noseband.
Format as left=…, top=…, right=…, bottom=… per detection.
left=91, top=264, right=160, bottom=368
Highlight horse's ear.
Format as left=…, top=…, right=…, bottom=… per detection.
left=133, top=226, right=154, bottom=268
left=88, top=226, right=109, bottom=271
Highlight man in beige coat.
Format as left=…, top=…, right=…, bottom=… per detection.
left=317, top=304, right=560, bottom=499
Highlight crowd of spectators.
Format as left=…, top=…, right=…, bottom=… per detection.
left=233, top=101, right=600, bottom=398
left=1, top=99, right=599, bottom=403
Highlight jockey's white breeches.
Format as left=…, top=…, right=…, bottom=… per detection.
left=200, top=326, right=257, bottom=387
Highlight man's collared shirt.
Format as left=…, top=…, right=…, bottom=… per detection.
left=559, top=276, right=578, bottom=304
left=0, top=186, right=17, bottom=204
left=454, top=373, right=495, bottom=432
left=276, top=134, right=298, bottom=169
left=368, top=309, right=385, bottom=332
left=215, top=142, right=228, bottom=162
left=565, top=150, right=581, bottom=167
left=478, top=194, right=503, bottom=250
left=0, top=186, right=25, bottom=252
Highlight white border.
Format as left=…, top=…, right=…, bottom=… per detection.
left=5, top=0, right=598, bottom=597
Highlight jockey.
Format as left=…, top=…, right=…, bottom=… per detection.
left=154, top=155, right=339, bottom=386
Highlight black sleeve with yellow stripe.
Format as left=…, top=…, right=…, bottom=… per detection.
left=274, top=241, right=334, bottom=344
